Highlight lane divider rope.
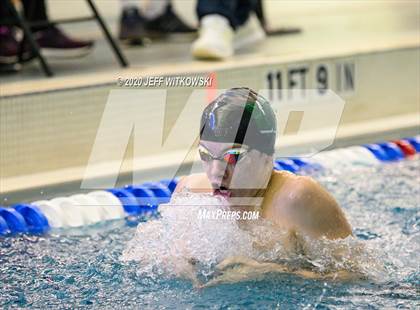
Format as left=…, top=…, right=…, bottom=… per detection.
left=0, top=136, right=418, bottom=236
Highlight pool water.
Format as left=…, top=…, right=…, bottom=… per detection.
left=1, top=158, right=419, bottom=309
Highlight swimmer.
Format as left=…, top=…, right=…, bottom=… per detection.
left=174, top=87, right=359, bottom=285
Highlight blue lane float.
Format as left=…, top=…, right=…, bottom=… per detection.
left=289, top=157, right=312, bottom=168
left=364, top=144, right=391, bottom=161
left=0, top=207, right=28, bottom=234
left=405, top=137, right=420, bottom=152
left=141, top=182, right=172, bottom=204
left=0, top=215, right=10, bottom=236
left=363, top=139, right=418, bottom=162
left=123, top=185, right=159, bottom=213
left=274, top=157, right=325, bottom=173
left=159, top=179, right=179, bottom=194
left=14, top=204, right=50, bottom=234
left=109, top=188, right=149, bottom=215
left=378, top=142, right=405, bottom=161
left=274, top=159, right=300, bottom=173
left=0, top=136, right=418, bottom=236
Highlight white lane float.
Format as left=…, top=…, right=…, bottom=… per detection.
left=49, top=197, right=85, bottom=227
left=69, top=194, right=104, bottom=224
left=87, top=191, right=125, bottom=220
left=32, top=200, right=66, bottom=228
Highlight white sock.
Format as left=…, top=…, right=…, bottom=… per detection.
left=141, top=0, right=170, bottom=20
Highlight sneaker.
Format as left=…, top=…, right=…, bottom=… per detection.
left=145, top=4, right=196, bottom=37
left=118, top=7, right=147, bottom=45
left=233, top=14, right=266, bottom=50
left=35, top=26, right=94, bottom=58
left=0, top=26, right=19, bottom=64
left=0, top=62, right=21, bottom=74
left=191, top=15, right=234, bottom=60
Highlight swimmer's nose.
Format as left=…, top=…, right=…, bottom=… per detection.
left=208, top=160, right=228, bottom=186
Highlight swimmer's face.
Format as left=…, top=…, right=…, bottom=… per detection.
left=199, top=140, right=273, bottom=198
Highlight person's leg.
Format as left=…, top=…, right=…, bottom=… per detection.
left=234, top=0, right=255, bottom=28
left=118, top=0, right=147, bottom=43
left=192, top=0, right=263, bottom=60
left=21, top=0, right=49, bottom=31
left=197, top=0, right=237, bottom=29
left=197, top=0, right=254, bottom=30
left=141, top=0, right=170, bottom=20
left=192, top=0, right=236, bottom=60
left=144, top=1, right=195, bottom=35
left=20, top=0, right=94, bottom=58
left=0, top=3, right=20, bottom=65
left=119, top=0, right=195, bottom=44
left=231, top=0, right=265, bottom=50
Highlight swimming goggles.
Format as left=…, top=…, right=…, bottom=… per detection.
left=198, top=145, right=249, bottom=165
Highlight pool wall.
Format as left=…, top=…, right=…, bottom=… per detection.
left=1, top=45, right=419, bottom=196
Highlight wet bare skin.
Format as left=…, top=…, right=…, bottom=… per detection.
left=176, top=170, right=352, bottom=240
left=174, top=170, right=359, bottom=286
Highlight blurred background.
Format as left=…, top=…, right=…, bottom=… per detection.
left=1, top=0, right=418, bottom=79
left=0, top=0, right=419, bottom=203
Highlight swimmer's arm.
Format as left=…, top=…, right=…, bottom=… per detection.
left=201, top=256, right=364, bottom=288
left=274, top=176, right=353, bottom=240
left=175, top=259, right=201, bottom=288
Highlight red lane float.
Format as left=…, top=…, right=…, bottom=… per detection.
left=393, top=140, right=416, bottom=157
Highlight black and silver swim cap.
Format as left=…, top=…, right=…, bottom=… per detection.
left=200, top=87, right=277, bottom=155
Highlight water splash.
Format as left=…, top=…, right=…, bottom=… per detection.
left=121, top=192, right=254, bottom=279
left=121, top=190, right=383, bottom=283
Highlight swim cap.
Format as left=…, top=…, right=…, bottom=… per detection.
left=200, top=87, right=277, bottom=155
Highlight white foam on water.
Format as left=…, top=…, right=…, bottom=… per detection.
left=122, top=191, right=253, bottom=277
left=121, top=190, right=383, bottom=282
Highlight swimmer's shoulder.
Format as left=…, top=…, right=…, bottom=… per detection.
left=270, top=170, right=299, bottom=185
left=174, top=173, right=212, bottom=194
left=265, top=170, right=302, bottom=198
left=263, top=170, right=307, bottom=213
left=265, top=171, right=352, bottom=239
left=269, top=170, right=321, bottom=198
